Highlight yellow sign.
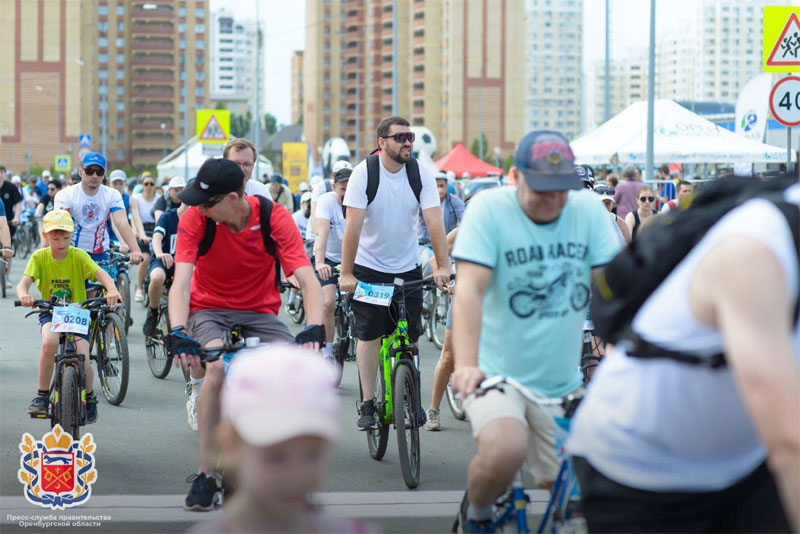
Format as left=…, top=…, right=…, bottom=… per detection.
left=763, top=6, right=800, bottom=72
left=195, top=109, right=230, bottom=144
left=54, top=155, right=71, bottom=172
left=282, top=142, right=308, bottom=192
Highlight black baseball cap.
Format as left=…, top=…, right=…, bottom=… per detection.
left=178, top=158, right=244, bottom=206
left=514, top=130, right=582, bottom=192
left=333, top=168, right=352, bottom=183
left=269, top=174, right=284, bottom=184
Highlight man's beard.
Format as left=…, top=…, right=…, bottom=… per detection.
left=389, top=146, right=411, bottom=165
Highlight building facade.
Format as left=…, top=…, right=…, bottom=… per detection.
left=291, top=51, right=304, bottom=124
left=210, top=8, right=263, bottom=117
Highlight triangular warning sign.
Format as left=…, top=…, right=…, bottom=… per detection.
left=766, top=12, right=800, bottom=67
left=199, top=114, right=227, bottom=141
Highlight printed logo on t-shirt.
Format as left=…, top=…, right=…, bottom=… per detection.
left=81, top=201, right=103, bottom=225
left=51, top=279, right=72, bottom=302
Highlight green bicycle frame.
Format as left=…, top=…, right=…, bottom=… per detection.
left=378, top=318, right=414, bottom=423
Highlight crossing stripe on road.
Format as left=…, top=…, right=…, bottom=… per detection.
left=0, top=490, right=552, bottom=523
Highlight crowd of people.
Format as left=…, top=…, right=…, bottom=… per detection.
left=4, top=113, right=798, bottom=534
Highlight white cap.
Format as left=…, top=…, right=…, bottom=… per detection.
left=109, top=169, right=127, bottom=183
left=11, top=175, right=21, bottom=184
left=435, top=171, right=448, bottom=181
left=222, top=347, right=340, bottom=446
left=446, top=171, right=456, bottom=183
left=309, top=175, right=323, bottom=188
left=42, top=170, right=51, bottom=178
left=301, top=191, right=313, bottom=203
left=168, top=176, right=186, bottom=189
left=331, top=160, right=353, bottom=174
left=298, top=181, right=310, bottom=192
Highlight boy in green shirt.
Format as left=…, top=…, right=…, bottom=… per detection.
left=16, top=210, right=121, bottom=422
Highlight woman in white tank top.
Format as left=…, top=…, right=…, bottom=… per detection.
left=130, top=177, right=158, bottom=301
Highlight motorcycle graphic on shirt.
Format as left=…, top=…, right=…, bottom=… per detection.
left=508, top=263, right=589, bottom=318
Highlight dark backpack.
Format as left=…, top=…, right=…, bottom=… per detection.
left=343, top=154, right=422, bottom=217
left=592, top=177, right=800, bottom=368
left=325, top=180, right=332, bottom=193
left=196, top=195, right=281, bottom=290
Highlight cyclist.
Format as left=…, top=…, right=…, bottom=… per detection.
left=35, top=179, right=64, bottom=247
left=292, top=191, right=312, bottom=238
left=106, top=170, right=132, bottom=252
left=339, top=116, right=450, bottom=430
left=135, top=176, right=180, bottom=301
left=313, top=166, right=351, bottom=365
left=660, top=179, right=693, bottom=214
left=16, top=210, right=121, bottom=423
left=2, top=168, right=23, bottom=282
left=593, top=185, right=631, bottom=244
left=0, top=201, right=12, bottom=259
left=54, top=152, right=143, bottom=266
left=165, top=158, right=324, bottom=511
left=268, top=174, right=295, bottom=212
left=306, top=162, right=352, bottom=261
left=222, top=137, right=271, bottom=198
left=567, top=181, right=799, bottom=533
left=450, top=131, right=621, bottom=531
left=151, top=175, right=184, bottom=224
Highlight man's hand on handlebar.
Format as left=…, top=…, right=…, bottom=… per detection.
left=168, top=327, right=202, bottom=370
left=316, top=262, right=332, bottom=281
left=451, top=366, right=485, bottom=399
left=433, top=267, right=450, bottom=289
left=105, top=290, right=122, bottom=308
left=295, top=324, right=325, bottom=352
left=157, top=252, right=174, bottom=270
left=19, top=294, right=35, bottom=307
left=128, top=251, right=143, bottom=265
left=339, top=272, right=357, bottom=293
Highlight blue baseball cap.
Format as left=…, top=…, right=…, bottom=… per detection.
left=81, top=152, right=106, bottom=170
left=514, top=131, right=581, bottom=192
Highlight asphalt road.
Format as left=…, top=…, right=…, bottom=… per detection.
left=0, top=258, right=530, bottom=533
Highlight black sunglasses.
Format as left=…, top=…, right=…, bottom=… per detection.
left=381, top=132, right=415, bottom=144
left=142, top=181, right=155, bottom=186
left=201, top=194, right=227, bottom=208
left=639, top=196, right=655, bottom=202
left=84, top=166, right=105, bottom=177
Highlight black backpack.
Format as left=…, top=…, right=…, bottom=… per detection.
left=343, top=154, right=422, bottom=217
left=196, top=195, right=281, bottom=290
left=592, top=177, right=800, bottom=368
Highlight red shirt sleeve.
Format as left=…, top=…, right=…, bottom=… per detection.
left=174, top=206, right=205, bottom=264
left=269, top=201, right=311, bottom=278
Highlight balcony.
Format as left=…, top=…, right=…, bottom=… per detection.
left=132, top=122, right=174, bottom=131
left=132, top=4, right=174, bottom=19
left=132, top=23, right=174, bottom=35
left=132, top=52, right=173, bottom=66
left=131, top=38, right=174, bottom=51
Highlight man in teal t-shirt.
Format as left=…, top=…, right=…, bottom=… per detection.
left=450, top=130, right=621, bottom=530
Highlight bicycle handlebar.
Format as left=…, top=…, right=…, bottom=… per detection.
left=15, top=296, right=111, bottom=315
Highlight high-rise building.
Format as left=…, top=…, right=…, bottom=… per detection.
left=0, top=0, right=95, bottom=173
left=657, top=30, right=701, bottom=102
left=591, top=48, right=649, bottom=127
left=524, top=0, right=583, bottom=139
left=210, top=8, right=263, bottom=117
left=291, top=51, right=304, bottom=124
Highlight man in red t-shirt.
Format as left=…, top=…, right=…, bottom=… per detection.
left=167, top=158, right=324, bottom=511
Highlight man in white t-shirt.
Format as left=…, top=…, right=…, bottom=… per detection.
left=314, top=167, right=350, bottom=364
left=54, top=152, right=142, bottom=265
left=567, top=180, right=799, bottom=532
left=340, top=116, right=450, bottom=429
left=222, top=137, right=271, bottom=198
left=306, top=161, right=351, bottom=247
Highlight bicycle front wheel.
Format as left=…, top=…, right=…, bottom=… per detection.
left=59, top=365, right=81, bottom=440
left=97, top=312, right=129, bottom=405
left=146, top=307, right=171, bottom=379
left=431, top=291, right=448, bottom=350
left=0, top=260, right=6, bottom=298
left=290, top=299, right=305, bottom=324
left=116, top=272, right=132, bottom=334
left=446, top=382, right=467, bottom=421
left=394, top=363, right=421, bottom=488
left=361, top=367, right=389, bottom=460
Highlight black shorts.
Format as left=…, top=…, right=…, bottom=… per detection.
left=574, top=457, right=791, bottom=533
left=350, top=263, right=423, bottom=342
left=316, top=257, right=340, bottom=287
left=8, top=218, right=16, bottom=239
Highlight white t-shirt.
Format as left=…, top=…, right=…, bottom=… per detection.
left=305, top=180, right=332, bottom=241
left=54, top=184, right=125, bottom=254
left=244, top=178, right=270, bottom=198
left=315, top=191, right=346, bottom=263
left=567, top=190, right=800, bottom=492
left=343, top=157, right=439, bottom=273
left=292, top=210, right=309, bottom=238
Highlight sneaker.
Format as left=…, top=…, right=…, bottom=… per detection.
left=186, top=397, right=198, bottom=432
left=134, top=289, right=144, bottom=302
left=143, top=308, right=159, bottom=337
left=466, top=519, right=496, bottom=533
left=27, top=395, right=48, bottom=416
left=424, top=408, right=441, bottom=431
left=86, top=393, right=98, bottom=424
left=184, top=473, right=223, bottom=511
left=357, top=399, right=377, bottom=430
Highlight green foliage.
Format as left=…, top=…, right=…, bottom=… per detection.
left=469, top=132, right=489, bottom=161
left=29, top=164, right=49, bottom=177
left=230, top=110, right=253, bottom=139
left=297, top=114, right=303, bottom=125
left=504, top=154, right=515, bottom=172
left=263, top=113, right=277, bottom=135
left=214, top=101, right=227, bottom=110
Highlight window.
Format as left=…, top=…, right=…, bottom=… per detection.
left=116, top=101, right=124, bottom=111
left=99, top=37, right=108, bottom=47
left=99, top=53, right=108, bottom=62
left=117, top=5, right=124, bottom=15
left=118, top=21, right=124, bottom=31
left=179, top=23, right=186, bottom=33
left=196, top=8, right=204, bottom=18
left=116, top=149, right=124, bottom=160
left=99, top=85, right=108, bottom=95
left=116, top=37, right=124, bottom=47
left=117, top=53, right=124, bottom=63
left=117, top=85, right=124, bottom=95
left=116, top=70, right=124, bottom=80
left=196, top=71, right=204, bottom=81
left=99, top=69, right=109, bottom=79
left=99, top=21, right=108, bottom=32
left=179, top=7, right=186, bottom=17
left=197, top=87, right=205, bottom=97
left=196, top=41, right=205, bottom=50
left=196, top=23, right=205, bottom=33
left=99, top=5, right=108, bottom=15
left=117, top=117, right=124, bottom=127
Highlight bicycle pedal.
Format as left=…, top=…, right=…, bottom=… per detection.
left=29, top=413, right=48, bottom=419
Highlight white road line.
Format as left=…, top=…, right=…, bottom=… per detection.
left=0, top=490, right=552, bottom=522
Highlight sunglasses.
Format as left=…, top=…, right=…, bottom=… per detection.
left=84, top=166, right=105, bottom=177
left=639, top=196, right=655, bottom=202
left=201, top=194, right=227, bottom=208
left=381, top=132, right=415, bottom=144
left=143, top=181, right=155, bottom=186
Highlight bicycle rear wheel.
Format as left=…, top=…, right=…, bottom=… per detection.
left=0, top=259, right=6, bottom=298
left=146, top=307, right=171, bottom=379
left=446, top=382, right=467, bottom=421
left=96, top=312, right=129, bottom=405
left=394, top=363, right=421, bottom=488
left=290, top=298, right=305, bottom=324
left=360, top=367, right=389, bottom=460
left=116, top=272, right=132, bottom=334
left=59, top=365, right=81, bottom=440
left=431, top=291, right=448, bottom=350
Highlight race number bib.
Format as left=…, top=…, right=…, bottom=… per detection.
left=51, top=306, right=91, bottom=335
left=353, top=281, right=394, bottom=307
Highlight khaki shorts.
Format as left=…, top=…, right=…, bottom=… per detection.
left=465, top=385, right=580, bottom=485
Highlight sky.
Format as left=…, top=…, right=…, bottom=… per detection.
left=211, top=0, right=700, bottom=126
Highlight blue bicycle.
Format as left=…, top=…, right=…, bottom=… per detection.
left=453, top=377, right=585, bottom=534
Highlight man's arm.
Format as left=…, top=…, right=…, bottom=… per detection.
left=421, top=206, right=450, bottom=287
left=129, top=196, right=146, bottom=239
left=699, top=237, right=799, bottom=529
left=12, top=201, right=22, bottom=225
left=168, top=262, right=193, bottom=332
left=293, top=265, right=324, bottom=325
left=339, top=206, right=365, bottom=293
left=451, top=260, right=492, bottom=397
left=110, top=209, right=142, bottom=262
left=314, top=217, right=332, bottom=280
left=0, top=217, right=11, bottom=255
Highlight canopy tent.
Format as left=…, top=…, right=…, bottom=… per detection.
left=156, top=137, right=273, bottom=181
left=435, top=144, right=503, bottom=178
left=571, top=99, right=794, bottom=165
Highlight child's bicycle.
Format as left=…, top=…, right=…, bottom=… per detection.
left=15, top=296, right=112, bottom=439
left=356, top=275, right=448, bottom=489
left=453, top=376, right=585, bottom=534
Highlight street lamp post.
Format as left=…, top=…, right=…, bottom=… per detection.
left=160, top=122, right=167, bottom=159
left=645, top=0, right=656, bottom=183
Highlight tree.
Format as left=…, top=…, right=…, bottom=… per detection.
left=297, top=113, right=303, bottom=125
left=263, top=113, right=277, bottom=135
left=504, top=154, right=515, bottom=172
left=230, top=110, right=252, bottom=139
left=214, top=101, right=227, bottom=110
left=469, top=132, right=489, bottom=161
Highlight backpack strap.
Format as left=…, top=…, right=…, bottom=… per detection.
left=255, top=195, right=281, bottom=290
left=366, top=154, right=380, bottom=206
left=774, top=200, right=800, bottom=327
left=325, top=180, right=332, bottom=193
left=405, top=158, right=422, bottom=204
left=197, top=217, right=216, bottom=258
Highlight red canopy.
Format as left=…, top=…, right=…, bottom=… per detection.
left=435, top=144, right=504, bottom=178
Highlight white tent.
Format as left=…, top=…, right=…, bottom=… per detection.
left=156, top=137, right=273, bottom=181
left=572, top=100, right=794, bottom=165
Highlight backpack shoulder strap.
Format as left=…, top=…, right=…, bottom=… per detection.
left=196, top=216, right=216, bottom=258
left=256, top=195, right=281, bottom=290
left=773, top=200, right=800, bottom=326
left=325, top=180, right=332, bottom=193
left=366, top=154, right=380, bottom=205
left=406, top=158, right=422, bottom=204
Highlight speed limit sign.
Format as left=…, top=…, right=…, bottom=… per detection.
left=769, top=76, right=800, bottom=127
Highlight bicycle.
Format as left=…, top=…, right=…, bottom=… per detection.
left=580, top=313, right=604, bottom=383
left=452, top=376, right=585, bottom=534
left=429, top=286, right=449, bottom=350
left=16, top=296, right=114, bottom=439
left=12, top=210, right=37, bottom=259
left=145, top=279, right=176, bottom=379
left=357, top=276, right=444, bottom=489
left=284, top=287, right=305, bottom=324
left=85, top=283, right=130, bottom=406
left=0, top=256, right=8, bottom=298
left=96, top=249, right=132, bottom=334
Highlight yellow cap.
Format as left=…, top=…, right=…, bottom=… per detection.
left=42, top=210, right=74, bottom=234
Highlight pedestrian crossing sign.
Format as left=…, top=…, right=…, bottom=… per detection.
left=196, top=109, right=230, bottom=144
left=54, top=155, right=71, bottom=172
left=763, top=6, right=800, bottom=72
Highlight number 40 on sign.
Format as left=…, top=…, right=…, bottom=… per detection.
left=769, top=76, right=800, bottom=127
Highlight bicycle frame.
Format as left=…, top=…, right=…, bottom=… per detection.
left=42, top=334, right=88, bottom=427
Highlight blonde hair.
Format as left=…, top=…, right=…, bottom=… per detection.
left=223, top=138, right=257, bottom=160
left=636, top=185, right=655, bottom=199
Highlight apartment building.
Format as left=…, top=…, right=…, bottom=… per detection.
left=291, top=51, right=304, bottom=124
left=210, top=8, right=263, bottom=117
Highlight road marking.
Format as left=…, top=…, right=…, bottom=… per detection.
left=0, top=490, right=552, bottom=522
